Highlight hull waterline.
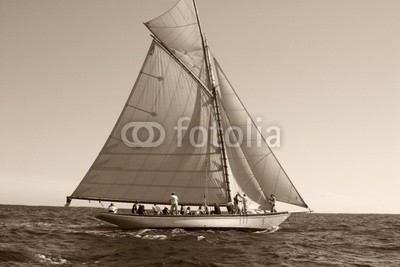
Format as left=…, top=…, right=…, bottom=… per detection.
left=95, top=212, right=290, bottom=231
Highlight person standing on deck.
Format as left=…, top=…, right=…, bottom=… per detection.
left=170, top=192, right=179, bottom=215
left=269, top=194, right=277, bottom=213
left=131, top=201, right=138, bottom=214
left=233, top=192, right=242, bottom=214
left=241, top=194, right=249, bottom=214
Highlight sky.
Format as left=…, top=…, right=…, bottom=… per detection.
left=1, top=0, right=399, bottom=213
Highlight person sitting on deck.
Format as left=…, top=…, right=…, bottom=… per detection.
left=180, top=206, right=185, bottom=215
left=185, top=207, right=191, bottom=215
left=138, top=204, right=147, bottom=215
left=196, top=205, right=204, bottom=215
left=162, top=206, right=169, bottom=215
left=152, top=204, right=161, bottom=215
left=170, top=192, right=179, bottom=215
left=107, top=203, right=117, bottom=214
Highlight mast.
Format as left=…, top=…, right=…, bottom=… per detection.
left=193, top=0, right=232, bottom=202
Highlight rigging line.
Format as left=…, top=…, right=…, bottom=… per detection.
left=126, top=104, right=158, bottom=117
left=249, top=154, right=271, bottom=169
left=288, top=184, right=294, bottom=204
left=273, top=168, right=281, bottom=195
left=204, top=161, right=209, bottom=205
left=258, top=152, right=269, bottom=202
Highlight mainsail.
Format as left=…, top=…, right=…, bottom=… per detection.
left=70, top=41, right=226, bottom=205
left=68, top=0, right=308, bottom=210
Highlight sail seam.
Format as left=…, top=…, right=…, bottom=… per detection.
left=149, top=23, right=198, bottom=29
left=91, top=168, right=221, bottom=173
left=80, top=182, right=223, bottom=189
left=100, top=152, right=220, bottom=156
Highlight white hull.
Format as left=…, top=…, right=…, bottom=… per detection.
left=95, top=212, right=290, bottom=231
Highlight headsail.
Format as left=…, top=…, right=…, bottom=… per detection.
left=214, top=59, right=308, bottom=208
left=70, top=41, right=227, bottom=205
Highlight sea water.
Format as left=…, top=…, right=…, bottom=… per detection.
left=0, top=205, right=399, bottom=266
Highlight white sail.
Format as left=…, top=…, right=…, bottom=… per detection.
left=214, top=59, right=308, bottom=208
left=70, top=41, right=227, bottom=205
left=144, top=0, right=210, bottom=88
left=219, top=104, right=269, bottom=210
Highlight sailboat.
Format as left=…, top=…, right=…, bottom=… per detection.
left=66, top=0, right=309, bottom=230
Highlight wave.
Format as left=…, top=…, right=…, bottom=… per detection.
left=36, top=254, right=69, bottom=265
